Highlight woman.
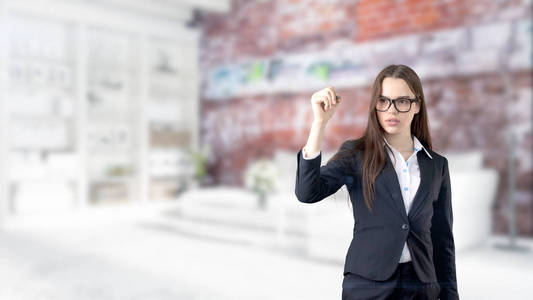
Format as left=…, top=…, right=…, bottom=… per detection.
left=295, top=64, right=459, bottom=300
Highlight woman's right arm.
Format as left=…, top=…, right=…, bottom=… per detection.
left=295, top=86, right=347, bottom=203
left=295, top=140, right=351, bottom=203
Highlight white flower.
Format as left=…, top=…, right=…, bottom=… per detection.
left=243, top=158, right=280, bottom=194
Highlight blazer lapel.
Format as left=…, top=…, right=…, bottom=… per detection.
left=381, top=150, right=435, bottom=220
left=408, top=151, right=434, bottom=217
left=381, top=155, right=408, bottom=221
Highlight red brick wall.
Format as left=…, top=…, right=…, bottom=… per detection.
left=198, top=0, right=533, bottom=236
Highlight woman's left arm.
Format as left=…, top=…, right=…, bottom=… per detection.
left=431, top=157, right=459, bottom=300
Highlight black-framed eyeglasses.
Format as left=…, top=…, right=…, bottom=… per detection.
left=375, top=95, right=419, bottom=112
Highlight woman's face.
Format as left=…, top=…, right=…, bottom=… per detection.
left=376, top=77, right=420, bottom=136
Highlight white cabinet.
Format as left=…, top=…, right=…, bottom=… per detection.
left=0, top=3, right=199, bottom=218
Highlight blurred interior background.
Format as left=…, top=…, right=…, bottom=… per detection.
left=0, top=0, right=531, bottom=299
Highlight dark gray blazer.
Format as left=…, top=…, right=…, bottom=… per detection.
left=295, top=139, right=459, bottom=300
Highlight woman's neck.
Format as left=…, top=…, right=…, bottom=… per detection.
left=384, top=132, right=414, bottom=153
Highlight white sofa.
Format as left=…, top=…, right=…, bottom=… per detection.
left=272, top=149, right=353, bottom=261
left=273, top=149, right=499, bottom=261
left=445, top=151, right=499, bottom=252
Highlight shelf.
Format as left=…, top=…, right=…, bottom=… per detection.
left=10, top=114, right=74, bottom=120
left=86, top=115, right=136, bottom=123
left=89, top=176, right=136, bottom=183
left=86, top=65, right=139, bottom=73
left=1, top=9, right=200, bottom=214
left=8, top=177, right=78, bottom=183
left=150, top=175, right=182, bottom=180
left=86, top=149, right=137, bottom=155
left=8, top=55, right=74, bottom=65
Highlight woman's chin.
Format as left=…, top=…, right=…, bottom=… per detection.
left=384, top=127, right=401, bottom=134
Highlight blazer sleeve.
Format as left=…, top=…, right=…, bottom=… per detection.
left=294, top=141, right=352, bottom=204
left=431, top=157, right=459, bottom=300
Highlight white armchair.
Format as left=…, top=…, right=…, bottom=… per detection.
left=446, top=151, right=499, bottom=252
left=273, top=149, right=353, bottom=261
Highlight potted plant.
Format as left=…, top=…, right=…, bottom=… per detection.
left=186, top=144, right=210, bottom=189
left=243, top=157, right=280, bottom=210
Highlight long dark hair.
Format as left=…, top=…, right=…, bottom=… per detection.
left=328, top=64, right=433, bottom=214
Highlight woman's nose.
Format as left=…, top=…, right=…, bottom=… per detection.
left=387, top=102, right=400, bottom=113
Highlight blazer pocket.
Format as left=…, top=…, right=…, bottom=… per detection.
left=430, top=181, right=440, bottom=202
left=355, top=224, right=385, bottom=235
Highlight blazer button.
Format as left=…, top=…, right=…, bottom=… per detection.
left=402, top=224, right=409, bottom=230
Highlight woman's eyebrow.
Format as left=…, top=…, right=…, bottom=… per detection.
left=380, top=95, right=412, bottom=98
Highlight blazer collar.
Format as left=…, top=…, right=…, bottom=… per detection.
left=383, top=135, right=433, bottom=159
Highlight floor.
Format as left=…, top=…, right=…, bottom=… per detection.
left=1, top=188, right=532, bottom=300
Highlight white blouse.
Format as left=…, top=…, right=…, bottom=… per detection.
left=301, top=135, right=433, bottom=263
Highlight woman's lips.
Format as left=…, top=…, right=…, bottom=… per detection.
left=386, top=119, right=400, bottom=126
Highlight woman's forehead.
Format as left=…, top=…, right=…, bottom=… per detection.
left=381, top=77, right=415, bottom=97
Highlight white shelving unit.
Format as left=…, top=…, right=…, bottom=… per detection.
left=0, top=0, right=200, bottom=220
left=146, top=36, right=199, bottom=201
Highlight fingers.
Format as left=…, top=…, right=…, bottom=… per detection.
left=312, top=86, right=341, bottom=112
left=327, top=87, right=340, bottom=110
left=321, top=95, right=330, bottom=111
left=317, top=93, right=328, bottom=111
left=326, top=86, right=337, bottom=108
left=327, top=86, right=336, bottom=105
left=326, top=89, right=334, bottom=108
left=324, top=88, right=339, bottom=111
left=330, top=86, right=338, bottom=103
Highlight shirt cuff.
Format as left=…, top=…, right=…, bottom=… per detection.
left=302, top=147, right=321, bottom=160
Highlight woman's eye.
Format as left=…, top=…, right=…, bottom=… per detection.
left=399, top=99, right=409, bottom=104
